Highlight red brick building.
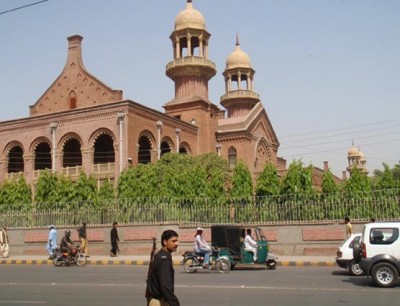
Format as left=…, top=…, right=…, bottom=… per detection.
left=0, top=1, right=282, bottom=188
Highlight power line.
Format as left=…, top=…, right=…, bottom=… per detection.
left=280, top=130, right=400, bottom=149
left=282, top=124, right=400, bottom=144
left=279, top=119, right=400, bottom=139
left=0, top=0, right=49, bottom=16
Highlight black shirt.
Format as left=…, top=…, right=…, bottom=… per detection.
left=110, top=227, right=119, bottom=243
left=146, top=248, right=180, bottom=306
left=60, top=235, right=73, bottom=249
left=78, top=226, right=87, bottom=239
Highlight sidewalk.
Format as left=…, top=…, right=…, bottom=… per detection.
left=0, top=255, right=337, bottom=267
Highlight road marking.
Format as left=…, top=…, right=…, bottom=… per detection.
left=0, top=282, right=398, bottom=293
left=0, top=301, right=46, bottom=304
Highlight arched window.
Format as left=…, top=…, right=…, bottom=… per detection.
left=69, top=91, right=77, bottom=109
left=138, top=136, right=152, bottom=164
left=63, top=138, right=82, bottom=167
left=34, top=142, right=51, bottom=170
left=228, top=147, right=237, bottom=170
left=94, top=134, right=115, bottom=164
left=161, top=141, right=171, bottom=157
left=8, top=146, right=24, bottom=173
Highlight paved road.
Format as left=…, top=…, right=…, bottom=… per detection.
left=0, top=265, right=399, bottom=306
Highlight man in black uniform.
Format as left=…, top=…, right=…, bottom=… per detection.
left=146, top=229, right=180, bottom=306
left=59, top=230, right=75, bottom=257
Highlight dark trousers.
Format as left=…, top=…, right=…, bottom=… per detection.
left=111, top=241, right=118, bottom=255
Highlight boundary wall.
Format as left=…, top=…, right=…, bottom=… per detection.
left=7, top=222, right=366, bottom=257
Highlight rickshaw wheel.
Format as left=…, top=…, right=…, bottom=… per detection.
left=266, top=260, right=277, bottom=270
left=183, top=258, right=198, bottom=273
left=215, top=258, right=231, bottom=273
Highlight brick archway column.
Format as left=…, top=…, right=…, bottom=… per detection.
left=0, top=158, right=5, bottom=183
left=81, top=146, right=94, bottom=176
left=23, top=154, right=35, bottom=185
left=150, top=150, right=157, bottom=164
left=55, top=151, right=63, bottom=172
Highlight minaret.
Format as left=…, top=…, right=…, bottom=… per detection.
left=346, top=144, right=368, bottom=175
left=164, top=0, right=220, bottom=154
left=220, top=36, right=260, bottom=118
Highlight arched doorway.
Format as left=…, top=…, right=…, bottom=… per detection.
left=138, top=136, right=152, bottom=164
left=161, top=140, right=172, bottom=157
left=63, top=138, right=82, bottom=167
left=94, top=134, right=115, bottom=164
left=179, top=142, right=190, bottom=154
left=8, top=146, right=24, bottom=173
left=34, top=142, right=51, bottom=170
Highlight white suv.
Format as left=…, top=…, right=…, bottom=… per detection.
left=353, top=222, right=400, bottom=287
left=336, top=233, right=363, bottom=276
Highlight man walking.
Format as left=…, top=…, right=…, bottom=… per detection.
left=345, top=217, right=352, bottom=237
left=146, top=229, right=180, bottom=306
left=47, top=225, right=58, bottom=259
left=78, top=222, right=89, bottom=257
left=0, top=226, right=10, bottom=258
left=110, top=222, right=119, bottom=257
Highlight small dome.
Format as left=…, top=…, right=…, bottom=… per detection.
left=175, top=1, right=206, bottom=31
left=226, top=43, right=252, bottom=70
left=348, top=146, right=360, bottom=157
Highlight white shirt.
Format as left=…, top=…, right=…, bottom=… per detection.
left=244, top=234, right=257, bottom=250
left=194, top=234, right=210, bottom=253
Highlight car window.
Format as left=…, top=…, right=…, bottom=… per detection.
left=369, top=228, right=399, bottom=245
left=349, top=236, right=361, bottom=248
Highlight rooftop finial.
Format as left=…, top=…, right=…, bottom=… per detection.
left=187, top=0, right=192, bottom=3
left=236, top=33, right=240, bottom=46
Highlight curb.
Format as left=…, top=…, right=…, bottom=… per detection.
left=0, top=259, right=336, bottom=267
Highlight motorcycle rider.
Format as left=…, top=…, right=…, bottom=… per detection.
left=59, top=230, right=75, bottom=259
left=194, top=227, right=211, bottom=268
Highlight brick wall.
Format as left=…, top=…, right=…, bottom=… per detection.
left=6, top=222, right=365, bottom=256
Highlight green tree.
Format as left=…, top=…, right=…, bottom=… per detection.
left=156, top=153, right=199, bottom=198
left=69, top=171, right=98, bottom=209
left=255, top=162, right=281, bottom=197
left=374, top=163, right=396, bottom=190
left=230, top=161, right=253, bottom=198
left=194, top=153, right=230, bottom=198
left=281, top=160, right=314, bottom=195
left=97, top=180, right=115, bottom=207
left=54, top=175, right=75, bottom=209
left=0, top=175, right=32, bottom=212
left=343, top=167, right=371, bottom=194
left=34, top=170, right=59, bottom=209
left=321, top=169, right=339, bottom=194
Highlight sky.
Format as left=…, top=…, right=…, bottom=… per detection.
left=1, top=0, right=399, bottom=178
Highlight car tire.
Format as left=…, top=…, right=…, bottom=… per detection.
left=371, top=262, right=398, bottom=288
left=348, top=260, right=364, bottom=276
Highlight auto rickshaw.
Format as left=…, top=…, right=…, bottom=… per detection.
left=211, top=225, right=278, bottom=270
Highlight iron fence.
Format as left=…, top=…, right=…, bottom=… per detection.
left=1, top=189, right=399, bottom=228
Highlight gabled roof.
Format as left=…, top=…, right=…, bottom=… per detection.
left=29, top=35, right=122, bottom=116
left=217, top=102, right=279, bottom=146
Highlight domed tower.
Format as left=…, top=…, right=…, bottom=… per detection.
left=346, top=144, right=368, bottom=175
left=220, top=36, right=260, bottom=118
left=217, top=36, right=279, bottom=177
left=164, top=0, right=220, bottom=154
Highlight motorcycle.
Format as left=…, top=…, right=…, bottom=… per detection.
left=53, top=246, right=87, bottom=267
left=182, top=247, right=231, bottom=273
